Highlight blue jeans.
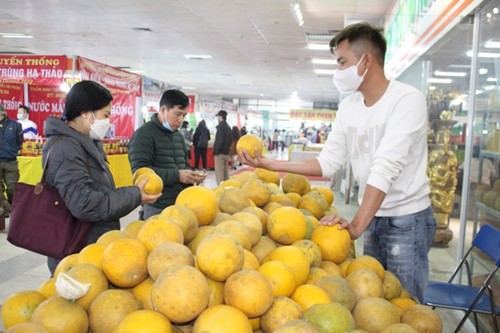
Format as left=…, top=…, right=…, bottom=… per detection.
left=363, top=206, right=436, bottom=302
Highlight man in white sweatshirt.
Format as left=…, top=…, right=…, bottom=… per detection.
left=238, top=22, right=435, bottom=302
left=17, top=105, right=38, bottom=140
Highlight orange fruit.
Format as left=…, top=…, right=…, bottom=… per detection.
left=401, top=305, right=443, bottom=333
left=310, top=225, right=351, bottom=264
left=298, top=191, right=329, bottom=219
left=218, top=187, right=251, bottom=214
left=345, top=255, right=385, bottom=280
left=187, top=225, right=215, bottom=253
left=231, top=211, right=263, bottom=246
left=193, top=304, right=252, bottom=333
left=353, top=297, right=400, bottom=333
left=260, top=296, right=303, bottom=333
left=236, top=134, right=264, bottom=158
left=303, top=302, right=355, bottom=333
left=242, top=249, right=260, bottom=270
left=263, top=246, right=310, bottom=286
left=37, top=278, right=56, bottom=299
left=291, top=284, right=331, bottom=311
left=224, top=269, right=274, bottom=317
left=310, top=185, right=335, bottom=206
left=196, top=233, right=244, bottom=282
left=267, top=206, right=307, bottom=245
left=273, top=319, right=320, bottom=333
left=381, top=323, right=419, bottom=333
left=122, top=220, right=145, bottom=238
left=282, top=173, right=311, bottom=195
left=136, top=172, right=163, bottom=195
left=383, top=270, right=403, bottom=300
left=147, top=242, right=194, bottom=280
left=96, top=230, right=126, bottom=246
left=160, top=205, right=199, bottom=242
left=346, top=268, right=384, bottom=302
left=214, top=219, right=252, bottom=250
left=255, top=168, right=280, bottom=185
left=1, top=290, right=46, bottom=328
left=137, top=218, right=184, bottom=251
left=241, top=178, right=271, bottom=207
left=390, top=297, right=417, bottom=316
left=31, top=296, right=88, bottom=333
left=88, top=289, right=142, bottom=333
left=292, top=239, right=322, bottom=267
left=152, top=264, right=210, bottom=324
left=314, top=275, right=356, bottom=311
left=4, top=322, right=50, bottom=333
left=62, top=263, right=109, bottom=310
left=319, top=261, right=342, bottom=277
left=101, top=238, right=149, bottom=288
left=251, top=235, right=277, bottom=264
left=53, top=253, right=79, bottom=278
left=77, top=243, right=106, bottom=268
left=132, top=277, right=155, bottom=310
left=258, top=260, right=297, bottom=297
left=242, top=206, right=269, bottom=231
left=206, top=277, right=225, bottom=307
left=305, top=266, right=329, bottom=284
left=113, top=310, right=172, bottom=333
left=175, top=186, right=217, bottom=225
left=132, top=167, right=155, bottom=184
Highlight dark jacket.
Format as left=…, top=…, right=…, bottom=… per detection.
left=128, top=113, right=190, bottom=209
left=193, top=120, right=210, bottom=148
left=42, top=117, right=142, bottom=242
left=0, top=117, right=23, bottom=162
left=213, top=121, right=232, bottom=155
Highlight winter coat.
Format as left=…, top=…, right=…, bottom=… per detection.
left=128, top=113, right=190, bottom=209
left=213, top=121, right=232, bottom=155
left=42, top=116, right=142, bottom=242
left=193, top=121, right=210, bottom=148
left=0, top=117, right=23, bottom=162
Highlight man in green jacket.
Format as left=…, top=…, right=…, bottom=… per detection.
left=128, top=90, right=206, bottom=219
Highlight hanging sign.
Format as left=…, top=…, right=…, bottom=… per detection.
left=27, top=85, right=66, bottom=137
left=77, top=57, right=142, bottom=97
left=0, top=55, right=67, bottom=86
left=290, top=109, right=336, bottom=122
left=0, top=83, right=24, bottom=114
left=110, top=94, right=136, bottom=138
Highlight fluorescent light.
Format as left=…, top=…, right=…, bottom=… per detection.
left=428, top=78, right=453, bottom=84
left=434, top=70, right=466, bottom=77
left=485, top=40, right=500, bottom=48
left=466, top=50, right=500, bottom=58
left=315, top=69, right=335, bottom=75
left=308, top=44, right=330, bottom=51
left=0, top=33, right=33, bottom=39
left=484, top=85, right=496, bottom=91
left=291, top=3, right=304, bottom=27
left=448, top=64, right=471, bottom=68
left=479, top=68, right=488, bottom=75
left=182, top=87, right=196, bottom=90
left=486, top=77, right=497, bottom=82
left=312, top=58, right=336, bottom=65
left=184, top=54, right=212, bottom=60
left=428, top=86, right=437, bottom=90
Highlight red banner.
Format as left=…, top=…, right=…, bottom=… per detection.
left=0, top=55, right=67, bottom=86
left=109, top=94, right=136, bottom=138
left=28, top=85, right=66, bottom=137
left=187, top=95, right=195, bottom=114
left=77, top=57, right=142, bottom=97
left=0, top=83, right=24, bottom=116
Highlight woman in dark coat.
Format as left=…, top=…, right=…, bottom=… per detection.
left=192, top=119, right=210, bottom=170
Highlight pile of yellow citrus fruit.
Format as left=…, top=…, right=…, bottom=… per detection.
left=1, top=170, right=443, bottom=333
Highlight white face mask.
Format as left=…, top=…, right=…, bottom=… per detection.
left=17, top=113, right=26, bottom=120
left=332, top=54, right=367, bottom=94
left=89, top=112, right=111, bottom=140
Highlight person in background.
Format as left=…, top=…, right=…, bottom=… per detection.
left=213, top=110, right=233, bottom=184
left=42, top=80, right=160, bottom=275
left=180, top=120, right=192, bottom=160
left=240, top=126, right=247, bottom=136
left=238, top=22, right=435, bottom=302
left=192, top=119, right=210, bottom=171
left=128, top=89, right=205, bottom=220
left=0, top=104, right=23, bottom=217
left=17, top=105, right=38, bottom=140
left=272, top=129, right=280, bottom=151
left=229, top=125, right=240, bottom=170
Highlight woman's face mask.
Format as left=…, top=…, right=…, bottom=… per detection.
left=89, top=112, right=111, bottom=140
left=332, top=54, right=367, bottom=94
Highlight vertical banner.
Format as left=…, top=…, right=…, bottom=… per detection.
left=28, top=86, right=66, bottom=137
left=0, top=55, right=67, bottom=85
left=0, top=83, right=24, bottom=117
left=77, top=57, right=142, bottom=138
left=187, top=95, right=196, bottom=114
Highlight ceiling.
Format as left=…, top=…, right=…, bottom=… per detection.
left=0, top=0, right=396, bottom=103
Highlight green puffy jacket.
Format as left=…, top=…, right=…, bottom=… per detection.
left=128, top=113, right=190, bottom=210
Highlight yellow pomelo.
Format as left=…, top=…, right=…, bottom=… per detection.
left=218, top=187, right=251, bottom=214
left=236, top=134, right=264, bottom=158
left=187, top=225, right=215, bottom=253
left=242, top=206, right=269, bottom=231
left=37, top=278, right=56, bottom=299
left=251, top=235, right=277, bottom=263
left=132, top=277, right=155, bottom=310
left=31, top=296, right=88, bottom=333
left=292, top=239, right=322, bottom=267
left=258, top=260, right=297, bottom=297
left=63, top=263, right=109, bottom=310
left=286, top=192, right=302, bottom=207
left=160, top=205, right=199, bottom=242
left=206, top=277, right=225, bottom=307
left=267, top=206, right=307, bottom=245
left=4, top=322, right=50, bottom=333
left=310, top=185, right=334, bottom=206
left=401, top=305, right=443, bottom=333
left=113, top=310, right=172, bottom=333
left=291, top=284, right=331, bottom=311
left=282, top=173, right=311, bottom=195
left=122, top=220, right=145, bottom=238
left=76, top=243, right=106, bottom=268
left=147, top=242, right=195, bottom=280
left=346, top=255, right=385, bottom=280
left=314, top=275, right=356, bottom=311
left=136, top=172, right=163, bottom=195
left=305, top=266, right=329, bottom=284
left=273, top=319, right=320, bottom=333
left=310, top=225, right=351, bottom=264
left=219, top=178, right=242, bottom=188
left=1, top=290, right=46, bottom=328
left=242, top=249, right=260, bottom=270
left=53, top=254, right=79, bottom=278
left=96, top=230, right=126, bottom=247
left=302, top=302, right=355, bottom=333
left=214, top=219, right=252, bottom=250
left=255, top=167, right=280, bottom=185
left=132, top=167, right=155, bottom=184
left=232, top=211, right=263, bottom=246
left=381, top=323, right=418, bottom=333
left=298, top=191, right=329, bottom=219
left=319, top=261, right=342, bottom=277
left=383, top=270, right=402, bottom=300
left=241, top=178, right=272, bottom=207
left=193, top=304, right=252, bottom=333
left=152, top=264, right=210, bottom=324
left=137, top=218, right=184, bottom=251
left=346, top=268, right=384, bottom=302
left=262, top=201, right=282, bottom=215
left=353, top=297, right=400, bottom=333
left=263, top=246, right=310, bottom=286
left=390, top=297, right=417, bottom=317
left=224, top=269, right=274, bottom=317
left=176, top=186, right=218, bottom=226
left=260, top=296, right=303, bottom=333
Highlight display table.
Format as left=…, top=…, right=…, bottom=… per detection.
left=189, top=146, right=215, bottom=170
left=290, top=150, right=321, bottom=162
left=17, top=154, right=133, bottom=188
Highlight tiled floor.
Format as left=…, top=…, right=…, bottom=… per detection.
left=0, top=149, right=489, bottom=332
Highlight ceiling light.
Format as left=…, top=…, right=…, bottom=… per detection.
left=0, top=32, right=33, bottom=39
left=315, top=69, right=336, bottom=75
left=448, top=64, right=471, bottom=68
left=428, top=78, right=453, bottom=84
left=428, top=86, right=437, bottom=91
left=487, top=77, right=497, bottom=82
left=312, top=58, right=336, bottom=65
left=478, top=68, right=488, bottom=75
left=128, top=69, right=145, bottom=74
left=484, top=85, right=496, bottom=91
left=485, top=39, right=500, bottom=48
left=434, top=70, right=466, bottom=77
left=184, top=54, right=212, bottom=60
left=466, top=50, right=500, bottom=58
left=493, top=7, right=499, bottom=14
left=308, top=44, right=330, bottom=51
left=182, top=87, right=196, bottom=90
left=291, top=3, right=304, bottom=27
